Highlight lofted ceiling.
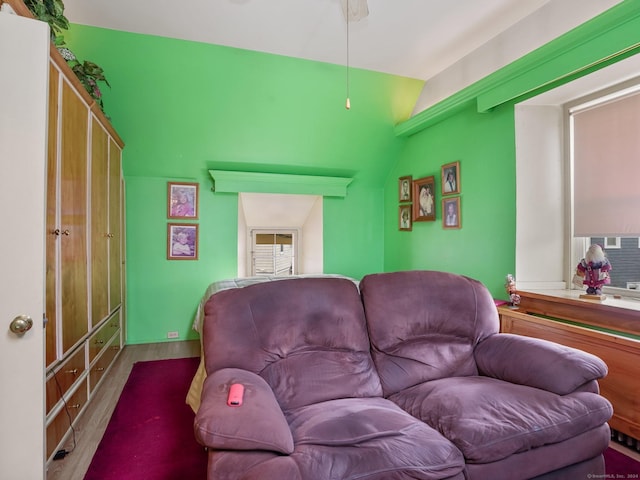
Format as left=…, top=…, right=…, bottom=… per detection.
left=60, top=0, right=552, bottom=81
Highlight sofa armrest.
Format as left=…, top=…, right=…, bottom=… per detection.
left=474, top=333, right=608, bottom=395
left=194, top=368, right=294, bottom=454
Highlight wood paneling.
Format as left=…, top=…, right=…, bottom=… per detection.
left=46, top=346, right=86, bottom=414
left=60, top=80, right=89, bottom=354
left=108, top=139, right=122, bottom=310
left=88, top=313, right=120, bottom=364
left=89, top=335, right=120, bottom=393
left=91, top=118, right=109, bottom=327
left=517, top=290, right=640, bottom=338
left=46, top=384, right=88, bottom=459
left=45, top=64, right=60, bottom=368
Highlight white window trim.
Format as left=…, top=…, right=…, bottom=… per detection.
left=603, top=237, right=621, bottom=249
left=514, top=54, right=640, bottom=298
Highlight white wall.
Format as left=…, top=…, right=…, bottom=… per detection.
left=237, top=194, right=247, bottom=277
left=301, top=196, right=323, bottom=274
left=514, top=105, right=566, bottom=289
left=412, top=0, right=621, bottom=116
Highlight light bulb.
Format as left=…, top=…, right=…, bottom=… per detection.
left=346, top=97, right=351, bottom=110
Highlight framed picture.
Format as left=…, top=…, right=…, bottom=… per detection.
left=399, top=205, right=412, bottom=231
left=168, top=182, right=199, bottom=219
left=442, top=197, right=461, bottom=229
left=441, top=161, right=460, bottom=195
left=167, top=223, right=199, bottom=260
left=398, top=176, right=412, bottom=203
left=412, top=176, right=436, bottom=222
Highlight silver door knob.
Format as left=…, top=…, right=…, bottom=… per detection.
left=9, top=315, right=33, bottom=335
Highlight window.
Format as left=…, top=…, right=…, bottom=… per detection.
left=514, top=56, right=640, bottom=295
left=569, top=83, right=640, bottom=293
left=251, top=230, right=297, bottom=277
left=604, top=237, right=621, bottom=249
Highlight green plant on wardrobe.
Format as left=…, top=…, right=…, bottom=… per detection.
left=24, top=0, right=110, bottom=111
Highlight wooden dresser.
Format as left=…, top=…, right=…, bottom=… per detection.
left=3, top=0, right=126, bottom=464
left=499, top=290, right=640, bottom=443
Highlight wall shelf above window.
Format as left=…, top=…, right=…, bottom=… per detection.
left=209, top=170, right=353, bottom=197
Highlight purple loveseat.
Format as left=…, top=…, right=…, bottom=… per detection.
left=194, top=271, right=612, bottom=480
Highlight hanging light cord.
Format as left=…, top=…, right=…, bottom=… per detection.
left=345, top=0, right=351, bottom=110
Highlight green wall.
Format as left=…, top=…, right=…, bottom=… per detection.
left=65, top=25, right=423, bottom=344
left=65, top=2, right=640, bottom=342
left=383, top=1, right=640, bottom=299
left=383, top=100, right=516, bottom=296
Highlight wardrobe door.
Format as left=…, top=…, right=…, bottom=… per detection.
left=45, top=64, right=60, bottom=367
left=60, top=80, right=89, bottom=354
left=91, top=118, right=109, bottom=327
left=109, top=139, right=122, bottom=311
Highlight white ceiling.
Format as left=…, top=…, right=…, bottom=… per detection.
left=60, top=0, right=552, bottom=81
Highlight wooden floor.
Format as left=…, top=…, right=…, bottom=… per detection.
left=45, top=338, right=640, bottom=478
left=46, top=340, right=200, bottom=480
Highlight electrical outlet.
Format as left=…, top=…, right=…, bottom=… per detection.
left=167, top=331, right=179, bottom=339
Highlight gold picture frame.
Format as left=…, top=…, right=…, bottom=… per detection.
left=441, top=161, right=460, bottom=196
left=412, top=176, right=436, bottom=222
left=442, top=197, right=461, bottom=229
left=168, top=182, right=199, bottom=219
left=167, top=223, right=199, bottom=260
left=399, top=175, right=412, bottom=203
left=399, top=205, right=412, bottom=231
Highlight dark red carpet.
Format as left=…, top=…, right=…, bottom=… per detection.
left=605, top=446, right=640, bottom=475
left=84, top=356, right=639, bottom=479
left=84, top=357, right=207, bottom=480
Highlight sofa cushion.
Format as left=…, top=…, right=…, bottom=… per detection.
left=203, top=277, right=383, bottom=410
left=389, top=376, right=614, bottom=463
left=194, top=368, right=294, bottom=454
left=285, top=397, right=465, bottom=479
left=360, top=271, right=499, bottom=396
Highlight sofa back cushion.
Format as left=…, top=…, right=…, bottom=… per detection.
left=203, top=277, right=382, bottom=410
left=360, top=270, right=499, bottom=396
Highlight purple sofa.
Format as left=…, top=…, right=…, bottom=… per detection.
left=194, top=271, right=612, bottom=480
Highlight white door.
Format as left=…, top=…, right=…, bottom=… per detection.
left=0, top=11, right=49, bottom=480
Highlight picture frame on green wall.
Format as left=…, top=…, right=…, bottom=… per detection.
left=441, top=161, right=460, bottom=196
left=399, top=176, right=412, bottom=203
left=399, top=205, right=412, bottom=231
left=443, top=197, right=461, bottom=230
left=168, top=181, right=199, bottom=219
left=412, top=176, right=436, bottom=222
left=167, top=223, right=199, bottom=260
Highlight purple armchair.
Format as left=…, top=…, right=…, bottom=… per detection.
left=360, top=270, right=612, bottom=480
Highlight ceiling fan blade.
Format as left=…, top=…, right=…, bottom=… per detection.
left=341, top=0, right=369, bottom=22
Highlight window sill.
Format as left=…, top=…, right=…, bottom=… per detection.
left=515, top=289, right=640, bottom=339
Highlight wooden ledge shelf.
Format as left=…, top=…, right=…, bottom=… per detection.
left=514, top=289, right=640, bottom=339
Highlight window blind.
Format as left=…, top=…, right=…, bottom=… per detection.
left=572, top=88, right=640, bottom=236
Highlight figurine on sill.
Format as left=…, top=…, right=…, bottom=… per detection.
left=505, top=274, right=521, bottom=308
left=573, top=244, right=612, bottom=297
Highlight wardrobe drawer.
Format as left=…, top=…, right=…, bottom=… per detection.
left=89, top=333, right=121, bottom=392
left=45, top=346, right=86, bottom=414
left=88, top=312, right=120, bottom=362
left=46, top=381, right=88, bottom=460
